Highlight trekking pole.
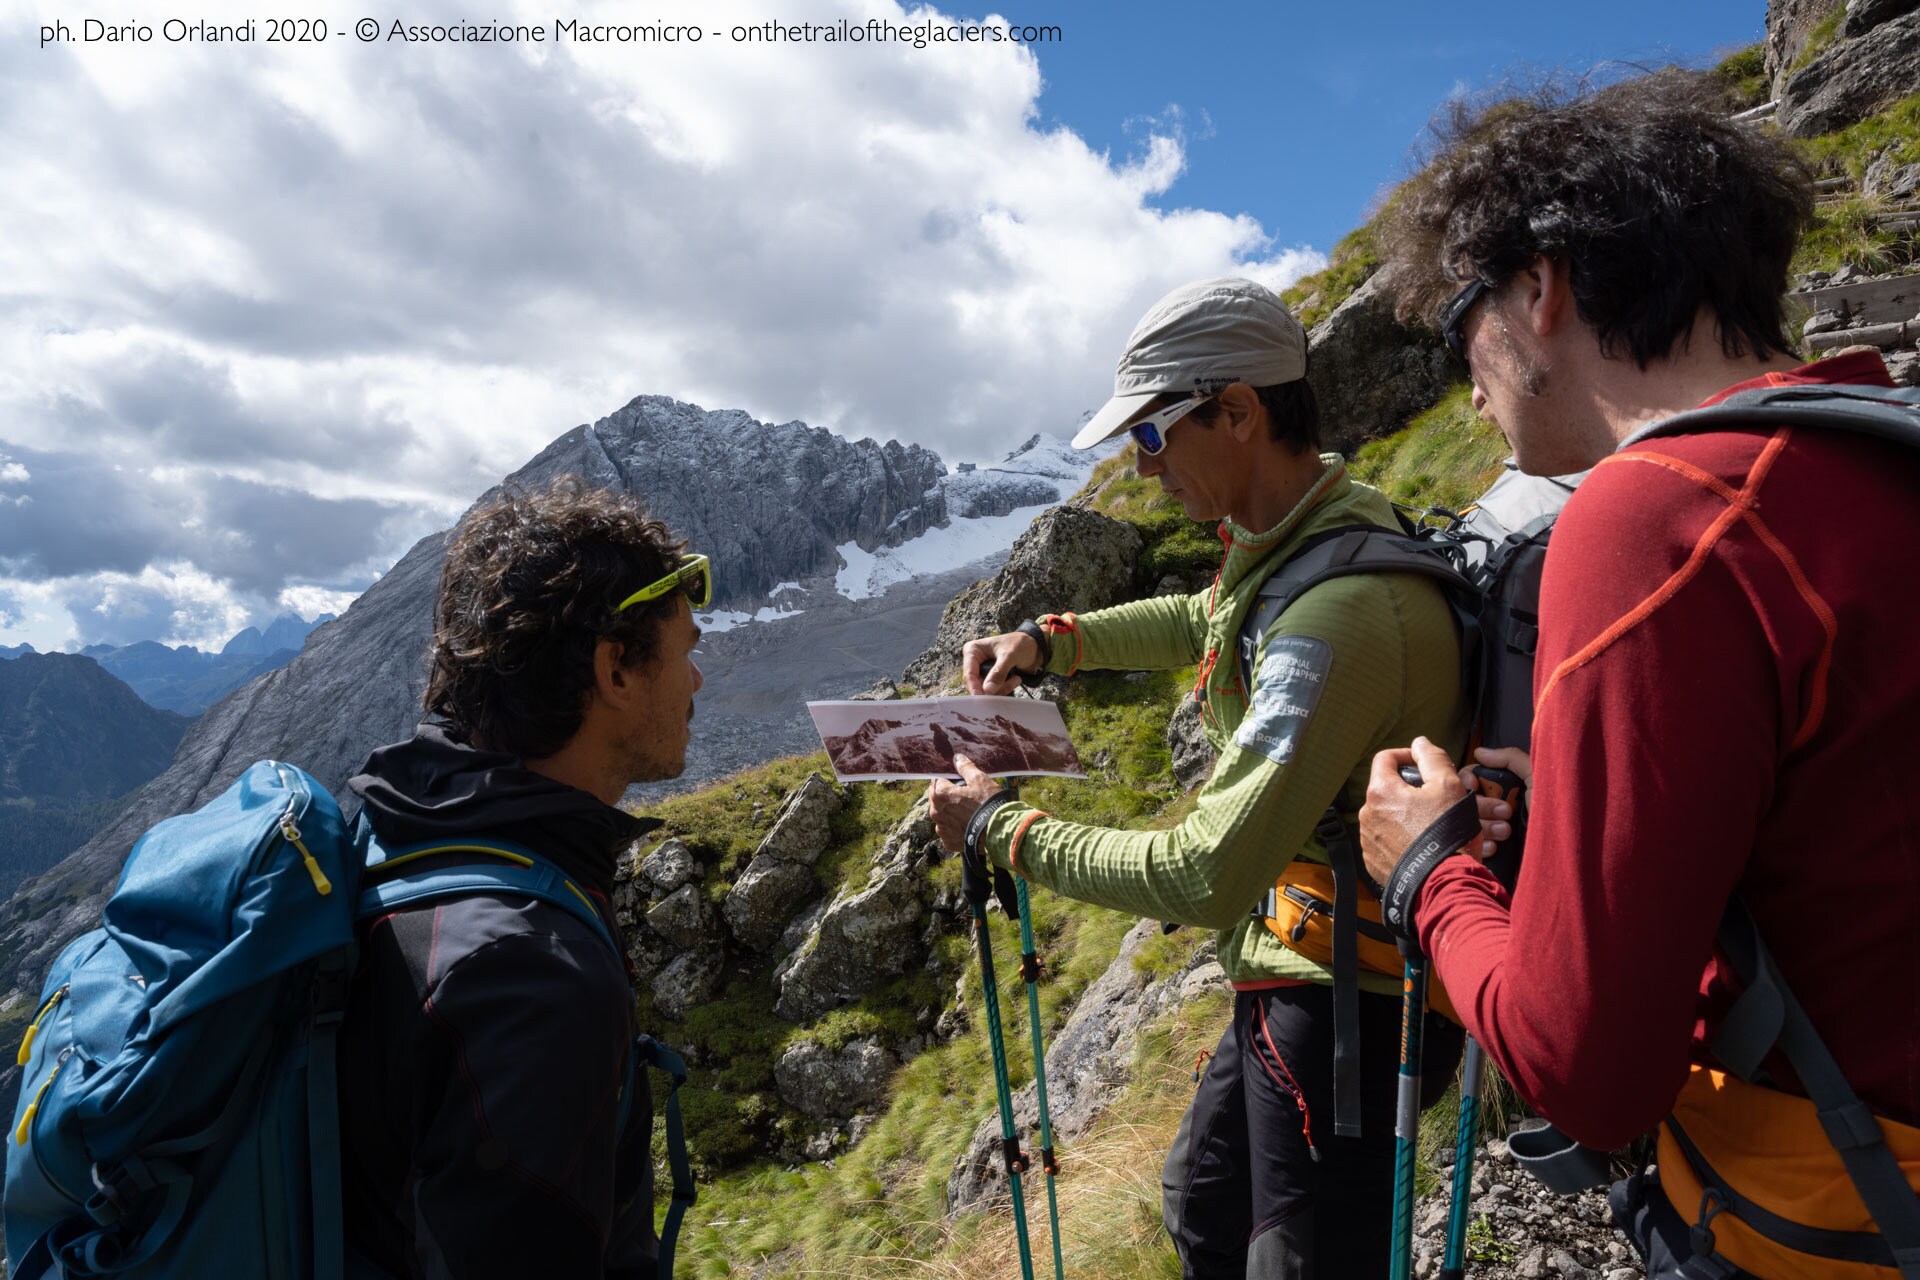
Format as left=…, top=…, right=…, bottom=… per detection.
left=961, top=793, right=1037, bottom=1280
left=1438, top=1037, right=1485, bottom=1280
left=996, top=771, right=1066, bottom=1278
left=1389, top=762, right=1432, bottom=1280
left=1392, top=938, right=1430, bottom=1280
left=1012, top=856, right=1066, bottom=1280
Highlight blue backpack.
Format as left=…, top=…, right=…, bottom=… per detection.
left=3, top=759, right=695, bottom=1279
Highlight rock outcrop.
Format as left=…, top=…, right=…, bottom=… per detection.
left=902, top=506, right=1144, bottom=689
left=1308, top=273, right=1458, bottom=455
left=774, top=797, right=944, bottom=1023
left=722, top=774, right=842, bottom=952
left=1766, top=0, right=1846, bottom=98
left=1843, top=0, right=1919, bottom=37
left=1166, top=697, right=1216, bottom=791
left=774, top=1037, right=899, bottom=1120
left=1779, top=9, right=1920, bottom=136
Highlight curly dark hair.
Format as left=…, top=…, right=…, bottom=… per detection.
left=424, top=477, right=689, bottom=759
left=1377, top=69, right=1815, bottom=367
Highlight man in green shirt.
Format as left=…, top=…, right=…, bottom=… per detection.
left=928, top=277, right=1467, bottom=1279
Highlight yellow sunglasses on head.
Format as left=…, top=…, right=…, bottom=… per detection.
left=616, top=553, right=712, bottom=613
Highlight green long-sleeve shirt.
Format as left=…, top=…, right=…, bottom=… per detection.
left=984, top=456, right=1469, bottom=988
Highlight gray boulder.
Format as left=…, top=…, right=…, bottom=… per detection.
left=1844, top=0, right=1918, bottom=38
left=1864, top=151, right=1920, bottom=200
left=774, top=799, right=941, bottom=1022
left=1766, top=0, right=1846, bottom=98
left=1308, top=272, right=1456, bottom=456
left=646, top=884, right=713, bottom=951
left=640, top=837, right=702, bottom=893
left=652, top=947, right=725, bottom=1019
left=753, top=773, right=842, bottom=867
left=723, top=856, right=819, bottom=952
left=947, top=919, right=1230, bottom=1215
left=902, top=506, right=1144, bottom=689
left=773, top=1036, right=898, bottom=1119
left=1166, top=697, right=1216, bottom=791
left=1780, top=11, right=1920, bottom=136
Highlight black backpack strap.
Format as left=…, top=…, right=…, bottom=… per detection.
left=1236, top=524, right=1473, bottom=693
left=633, top=1035, right=696, bottom=1280
left=1624, top=384, right=1920, bottom=453
left=1317, top=807, right=1367, bottom=1138
left=1705, top=896, right=1920, bottom=1278
left=1237, top=524, right=1475, bottom=1140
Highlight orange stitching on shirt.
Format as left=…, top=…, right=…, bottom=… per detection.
left=1208, top=522, right=1235, bottom=617
left=1740, top=505, right=1838, bottom=748
left=1537, top=430, right=1791, bottom=718
left=1608, top=451, right=1745, bottom=506
left=1008, top=809, right=1049, bottom=875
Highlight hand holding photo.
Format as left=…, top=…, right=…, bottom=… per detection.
left=807, top=696, right=1085, bottom=782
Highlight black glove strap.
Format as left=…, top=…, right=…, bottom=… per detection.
left=1381, top=791, right=1481, bottom=945
left=1015, top=620, right=1053, bottom=672
left=960, top=789, right=1017, bottom=907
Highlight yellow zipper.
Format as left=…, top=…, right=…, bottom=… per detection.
left=15, top=1058, right=63, bottom=1146
left=280, top=815, right=333, bottom=896
left=16, top=985, right=69, bottom=1067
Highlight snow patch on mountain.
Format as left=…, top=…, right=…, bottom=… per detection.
left=835, top=504, right=1051, bottom=600
left=835, top=433, right=1099, bottom=601
left=696, top=601, right=808, bottom=634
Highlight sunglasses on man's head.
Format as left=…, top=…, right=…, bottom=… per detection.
left=1439, top=278, right=1492, bottom=363
left=616, top=553, right=713, bottom=613
left=1127, top=392, right=1217, bottom=456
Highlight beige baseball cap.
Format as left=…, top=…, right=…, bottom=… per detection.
left=1071, top=277, right=1309, bottom=450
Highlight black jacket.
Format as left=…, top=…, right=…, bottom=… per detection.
left=338, top=725, right=662, bottom=1279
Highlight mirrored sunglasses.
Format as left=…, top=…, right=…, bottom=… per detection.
left=616, top=553, right=713, bottom=613
left=1128, top=392, right=1217, bottom=456
left=1440, top=278, right=1491, bottom=363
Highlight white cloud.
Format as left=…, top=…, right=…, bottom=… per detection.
left=0, top=0, right=1328, bottom=651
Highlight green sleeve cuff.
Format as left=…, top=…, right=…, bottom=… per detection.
left=982, top=799, right=1042, bottom=872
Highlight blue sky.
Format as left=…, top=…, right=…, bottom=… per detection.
left=1030, top=0, right=1767, bottom=250
left=0, top=0, right=1774, bottom=653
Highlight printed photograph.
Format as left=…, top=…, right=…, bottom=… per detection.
left=807, top=695, right=1085, bottom=781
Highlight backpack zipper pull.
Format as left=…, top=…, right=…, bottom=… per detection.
left=15, top=1051, right=68, bottom=1146
left=16, top=984, right=70, bottom=1066
left=280, top=814, right=333, bottom=896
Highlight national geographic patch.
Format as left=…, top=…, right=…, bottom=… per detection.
left=1234, top=634, right=1332, bottom=766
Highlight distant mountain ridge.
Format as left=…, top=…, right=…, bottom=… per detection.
left=0, top=653, right=189, bottom=906
left=4, top=613, right=335, bottom=716
left=0, top=653, right=186, bottom=803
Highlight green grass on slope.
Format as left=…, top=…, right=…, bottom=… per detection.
left=1787, top=10, right=1843, bottom=77
left=1282, top=225, right=1381, bottom=331
left=1712, top=43, right=1768, bottom=111
left=1794, top=94, right=1920, bottom=279
left=1349, top=384, right=1511, bottom=515
left=1082, top=453, right=1220, bottom=589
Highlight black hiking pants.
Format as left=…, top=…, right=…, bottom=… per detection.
left=1161, top=984, right=1462, bottom=1280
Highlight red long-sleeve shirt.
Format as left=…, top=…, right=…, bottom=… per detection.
left=1418, top=351, right=1920, bottom=1148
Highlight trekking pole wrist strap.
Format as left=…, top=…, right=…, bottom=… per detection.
left=1015, top=620, right=1053, bottom=672
left=1382, top=792, right=1481, bottom=945
left=960, top=789, right=1017, bottom=907
left=965, top=789, right=1018, bottom=860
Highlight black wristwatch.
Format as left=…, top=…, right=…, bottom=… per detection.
left=1014, top=620, right=1053, bottom=673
